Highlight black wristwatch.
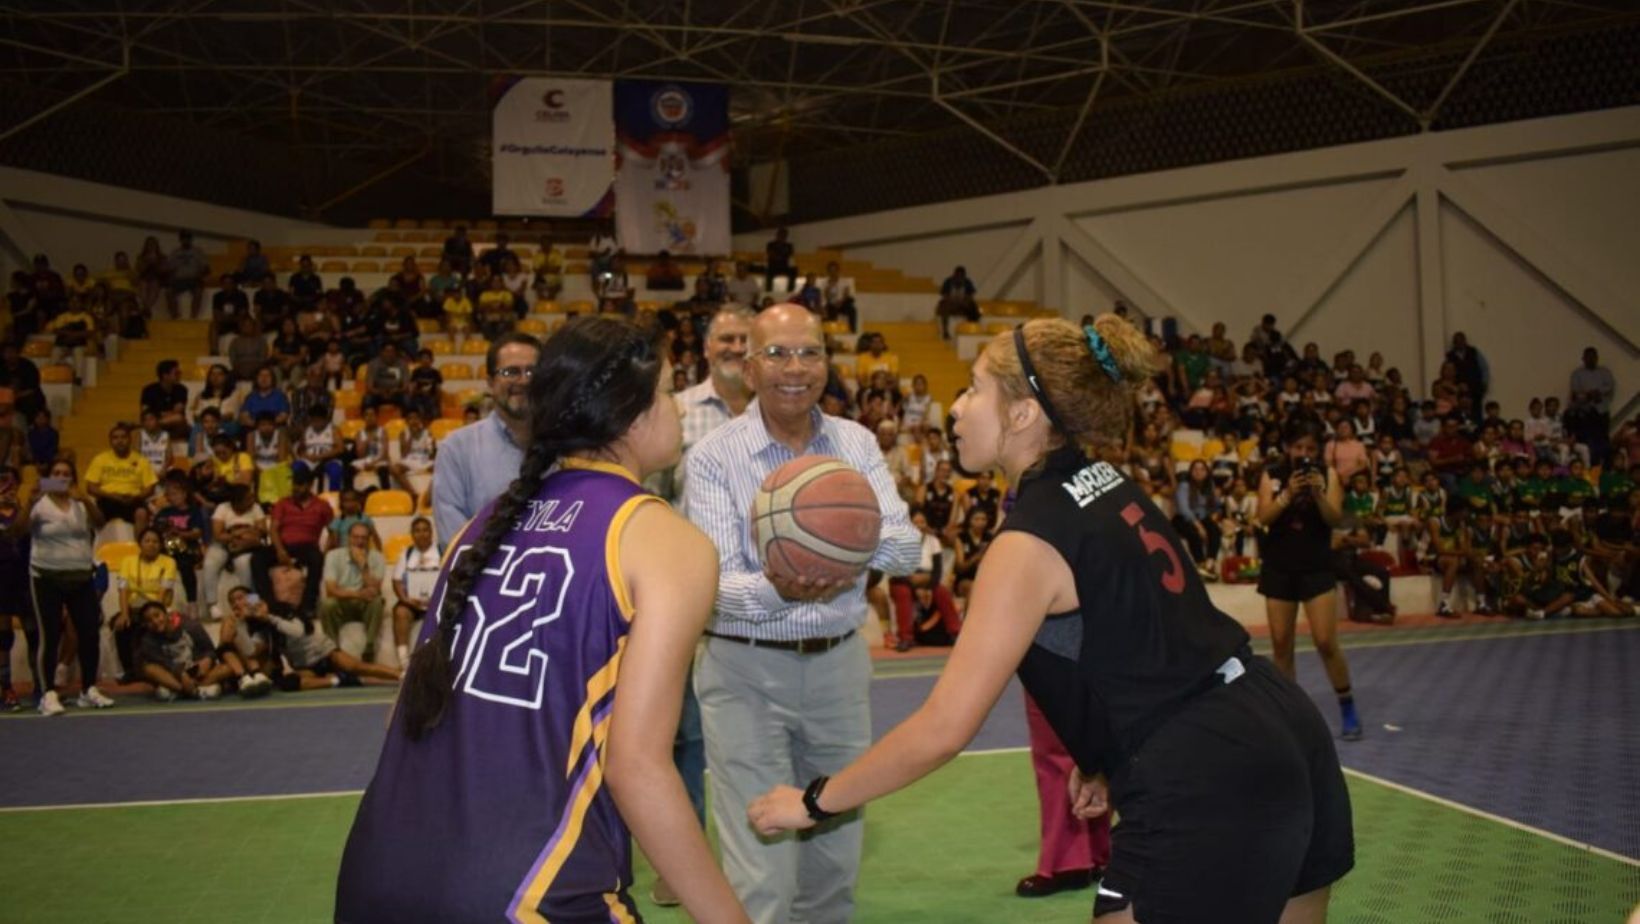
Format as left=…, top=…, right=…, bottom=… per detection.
left=802, top=776, right=837, bottom=823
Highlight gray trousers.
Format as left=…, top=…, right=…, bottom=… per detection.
left=695, top=632, right=871, bottom=924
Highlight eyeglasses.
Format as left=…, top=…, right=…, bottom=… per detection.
left=494, top=366, right=534, bottom=381
left=754, top=345, right=827, bottom=365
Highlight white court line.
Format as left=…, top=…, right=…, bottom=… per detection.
left=0, top=693, right=397, bottom=721
left=0, top=747, right=1034, bottom=814
left=1343, top=767, right=1640, bottom=868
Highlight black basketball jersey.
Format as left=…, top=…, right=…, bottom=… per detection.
left=1003, top=448, right=1249, bottom=770
left=1262, top=459, right=1335, bottom=574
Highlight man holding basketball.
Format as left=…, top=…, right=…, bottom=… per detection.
left=685, top=304, right=921, bottom=924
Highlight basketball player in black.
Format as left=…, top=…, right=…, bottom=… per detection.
left=750, top=316, right=1353, bottom=923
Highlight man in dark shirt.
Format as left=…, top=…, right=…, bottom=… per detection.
left=253, top=274, right=291, bottom=325
left=211, top=273, right=250, bottom=317
left=288, top=365, right=336, bottom=436
left=936, top=266, right=978, bottom=338
left=289, top=255, right=324, bottom=309
left=442, top=226, right=476, bottom=274
left=140, top=360, right=191, bottom=440
left=406, top=349, right=444, bottom=421
left=29, top=255, right=66, bottom=317
left=254, top=467, right=333, bottom=616
left=1426, top=417, right=1474, bottom=488
left=477, top=232, right=515, bottom=276
left=763, top=226, right=796, bottom=293
left=0, top=344, right=44, bottom=420
left=363, top=343, right=410, bottom=412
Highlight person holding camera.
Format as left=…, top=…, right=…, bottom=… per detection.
left=1257, top=419, right=1363, bottom=741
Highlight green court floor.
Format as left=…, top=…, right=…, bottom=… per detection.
left=4, top=751, right=1635, bottom=923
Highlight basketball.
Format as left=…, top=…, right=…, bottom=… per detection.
left=752, top=455, right=883, bottom=584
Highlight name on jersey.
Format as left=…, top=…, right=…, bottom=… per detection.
left=1062, top=462, right=1124, bottom=508
left=514, top=499, right=583, bottom=533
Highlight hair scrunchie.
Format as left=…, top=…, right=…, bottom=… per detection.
left=1083, top=325, right=1122, bottom=383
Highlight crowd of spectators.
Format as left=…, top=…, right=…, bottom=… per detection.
left=0, top=222, right=1633, bottom=712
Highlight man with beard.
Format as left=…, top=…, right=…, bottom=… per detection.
left=431, top=333, right=540, bottom=544
left=650, top=305, right=752, bottom=907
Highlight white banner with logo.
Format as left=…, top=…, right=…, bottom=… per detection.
left=613, top=81, right=731, bottom=255
left=491, top=78, right=614, bottom=217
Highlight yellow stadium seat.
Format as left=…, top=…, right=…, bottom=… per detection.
left=95, top=541, right=139, bottom=568
left=456, top=388, right=485, bottom=408
left=427, top=339, right=454, bottom=355
left=411, top=318, right=438, bottom=334
left=419, top=246, right=442, bottom=259
left=635, top=300, right=664, bottom=313
left=474, top=219, right=498, bottom=231
left=459, top=339, right=490, bottom=356
left=350, top=260, right=380, bottom=273
left=389, top=245, right=416, bottom=258
left=395, top=219, right=420, bottom=230
left=367, top=219, right=392, bottom=230
left=429, top=418, right=463, bottom=441
left=360, top=245, right=387, bottom=257
left=320, top=260, right=347, bottom=273
left=439, top=361, right=474, bottom=380
left=418, top=490, right=433, bottom=513
left=531, top=300, right=559, bottom=315
left=334, top=245, right=360, bottom=257
left=383, top=418, right=408, bottom=441
left=21, top=340, right=52, bottom=358
left=985, top=322, right=1013, bottom=335
left=421, top=219, right=448, bottom=230
left=517, top=318, right=549, bottom=336
left=187, top=364, right=211, bottom=381
left=376, top=406, right=401, bottom=424
left=318, top=491, right=340, bottom=511
left=39, top=364, right=74, bottom=384
left=334, top=390, right=363, bottom=419
left=954, top=321, right=983, bottom=336
left=365, top=489, right=415, bottom=517
left=564, top=300, right=593, bottom=314
left=565, top=262, right=589, bottom=277
left=374, top=230, right=402, bottom=243
left=337, top=419, right=364, bottom=441
left=383, top=533, right=415, bottom=565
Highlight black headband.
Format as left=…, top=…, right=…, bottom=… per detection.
left=1013, top=325, right=1067, bottom=433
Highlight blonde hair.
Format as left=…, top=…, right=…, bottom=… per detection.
left=980, top=313, right=1161, bottom=451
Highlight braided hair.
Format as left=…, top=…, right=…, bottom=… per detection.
left=400, top=315, right=666, bottom=740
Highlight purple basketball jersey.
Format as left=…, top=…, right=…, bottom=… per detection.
left=337, top=464, right=659, bottom=924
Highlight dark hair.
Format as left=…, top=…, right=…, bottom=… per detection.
left=156, top=359, right=179, bottom=378
left=484, top=331, right=543, bottom=377
left=290, top=466, right=315, bottom=486
left=401, top=315, right=664, bottom=741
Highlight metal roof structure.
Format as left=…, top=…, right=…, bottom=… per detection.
left=1, top=1, right=1634, bottom=222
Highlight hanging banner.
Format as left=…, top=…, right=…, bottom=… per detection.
left=491, top=77, right=614, bottom=216
left=613, top=81, right=731, bottom=255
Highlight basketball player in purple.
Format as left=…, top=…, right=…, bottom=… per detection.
left=337, top=317, right=749, bottom=924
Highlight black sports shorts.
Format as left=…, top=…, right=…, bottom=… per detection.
left=1256, top=567, right=1337, bottom=603
left=1095, top=656, right=1354, bottom=922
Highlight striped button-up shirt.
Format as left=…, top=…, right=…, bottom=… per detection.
left=684, top=399, right=921, bottom=640
left=665, top=378, right=740, bottom=504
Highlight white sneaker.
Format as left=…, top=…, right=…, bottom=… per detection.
left=76, top=686, right=116, bottom=709
left=195, top=683, right=222, bottom=701
left=37, top=690, right=65, bottom=716
left=153, top=686, right=177, bottom=702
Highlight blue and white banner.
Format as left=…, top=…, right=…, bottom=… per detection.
left=613, top=81, right=731, bottom=255
left=491, top=77, right=614, bottom=217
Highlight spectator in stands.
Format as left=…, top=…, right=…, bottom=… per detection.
left=763, top=226, right=797, bottom=292
left=350, top=406, right=392, bottom=492
left=877, top=419, right=917, bottom=503
left=440, top=282, right=474, bottom=333
left=321, top=520, right=386, bottom=662
left=281, top=367, right=329, bottom=439
left=292, top=405, right=345, bottom=492
left=29, top=254, right=65, bottom=317
left=1334, top=365, right=1376, bottom=406
left=404, top=349, right=442, bottom=421
left=239, top=366, right=290, bottom=429
left=916, top=458, right=963, bottom=533
left=164, top=230, right=209, bottom=320
left=476, top=274, right=516, bottom=340
left=213, top=273, right=250, bottom=322
left=236, top=239, right=270, bottom=285
left=947, top=507, right=993, bottom=600
left=289, top=254, right=324, bottom=312
left=253, top=273, right=290, bottom=328
left=26, top=458, right=112, bottom=715
left=5, top=270, right=38, bottom=341
left=266, top=601, right=401, bottom=691
left=135, top=409, right=171, bottom=477
left=192, top=426, right=250, bottom=503
left=726, top=261, right=761, bottom=307
left=65, top=263, right=95, bottom=303
left=792, top=273, right=823, bottom=312
left=820, top=261, right=857, bottom=330
left=1446, top=331, right=1489, bottom=418
left=46, top=296, right=96, bottom=361
left=216, top=584, right=277, bottom=681
left=478, top=231, right=515, bottom=277
left=498, top=255, right=531, bottom=317
left=249, top=410, right=292, bottom=504
left=1567, top=346, right=1615, bottom=461
left=531, top=239, right=564, bottom=300
left=1173, top=460, right=1224, bottom=578
left=85, top=422, right=156, bottom=534
left=327, top=489, right=378, bottom=552
left=935, top=266, right=978, bottom=339
left=431, top=332, right=539, bottom=542
left=224, top=314, right=267, bottom=381
left=255, top=465, right=331, bottom=615
left=389, top=515, right=439, bottom=668
left=595, top=252, right=634, bottom=314
left=1426, top=416, right=1473, bottom=488
left=27, top=408, right=57, bottom=474
left=141, top=359, right=191, bottom=440
left=647, top=250, right=686, bottom=291
left=700, top=258, right=728, bottom=302
left=442, top=225, right=475, bottom=275
left=900, top=374, right=940, bottom=439
left=135, top=601, right=241, bottom=701
left=889, top=511, right=963, bottom=652
left=856, top=332, right=897, bottom=384
left=269, top=317, right=305, bottom=382
left=1324, top=418, right=1370, bottom=482
left=115, top=525, right=179, bottom=672
left=135, top=235, right=166, bottom=314
left=1247, top=313, right=1279, bottom=352
left=362, top=342, right=410, bottom=413
left=0, top=465, right=40, bottom=709
left=204, top=483, right=264, bottom=618
left=390, top=409, right=436, bottom=494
